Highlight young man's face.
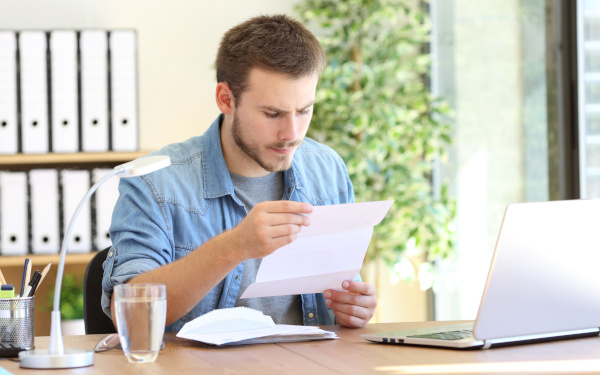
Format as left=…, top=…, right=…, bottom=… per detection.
left=227, top=68, right=318, bottom=177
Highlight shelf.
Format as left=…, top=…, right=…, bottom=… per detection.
left=0, top=151, right=151, bottom=170
left=0, top=151, right=150, bottom=166
left=0, top=252, right=97, bottom=267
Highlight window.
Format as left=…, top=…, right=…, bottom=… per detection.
left=431, top=0, right=553, bottom=319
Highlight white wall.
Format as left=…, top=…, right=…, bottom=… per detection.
left=0, top=0, right=298, bottom=150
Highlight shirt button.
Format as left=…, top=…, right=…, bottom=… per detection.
left=235, top=275, right=240, bottom=280
left=108, top=251, right=113, bottom=258
left=308, top=313, right=314, bottom=319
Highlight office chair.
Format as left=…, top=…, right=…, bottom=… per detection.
left=83, top=247, right=117, bottom=334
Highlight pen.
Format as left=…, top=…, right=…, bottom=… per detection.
left=24, top=270, right=41, bottom=298
left=25, top=259, right=32, bottom=286
left=20, top=258, right=30, bottom=297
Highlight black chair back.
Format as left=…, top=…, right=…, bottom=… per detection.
left=83, top=247, right=117, bottom=334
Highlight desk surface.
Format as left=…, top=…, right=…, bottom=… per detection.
left=3, top=320, right=600, bottom=374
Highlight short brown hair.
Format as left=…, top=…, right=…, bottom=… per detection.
left=215, top=14, right=325, bottom=103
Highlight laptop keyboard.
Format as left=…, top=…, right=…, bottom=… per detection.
left=408, top=329, right=474, bottom=341
left=0, top=342, right=26, bottom=357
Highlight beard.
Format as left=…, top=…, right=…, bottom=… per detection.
left=231, top=112, right=303, bottom=173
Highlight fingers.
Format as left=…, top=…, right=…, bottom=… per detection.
left=332, top=309, right=369, bottom=328
left=324, top=289, right=376, bottom=315
left=268, top=232, right=300, bottom=250
left=270, top=223, right=305, bottom=238
left=342, top=280, right=376, bottom=296
left=252, top=202, right=312, bottom=228
left=272, top=213, right=311, bottom=227
left=325, top=281, right=376, bottom=304
left=234, top=201, right=314, bottom=260
left=327, top=297, right=373, bottom=321
left=324, top=281, right=377, bottom=328
left=257, top=200, right=313, bottom=215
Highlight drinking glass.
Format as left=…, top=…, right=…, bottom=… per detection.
left=113, top=283, right=166, bottom=363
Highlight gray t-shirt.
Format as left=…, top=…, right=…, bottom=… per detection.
left=230, top=171, right=303, bottom=325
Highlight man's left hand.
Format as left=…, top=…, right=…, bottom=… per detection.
left=324, top=280, right=377, bottom=328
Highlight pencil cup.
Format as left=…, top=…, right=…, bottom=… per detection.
left=0, top=297, right=35, bottom=350
left=114, top=284, right=166, bottom=363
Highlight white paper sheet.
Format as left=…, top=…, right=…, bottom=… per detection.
left=240, top=200, right=394, bottom=298
left=179, top=324, right=337, bottom=346
left=176, top=307, right=338, bottom=346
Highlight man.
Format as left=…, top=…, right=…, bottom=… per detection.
left=101, top=14, right=377, bottom=330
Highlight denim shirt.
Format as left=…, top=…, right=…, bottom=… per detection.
left=101, top=115, right=355, bottom=331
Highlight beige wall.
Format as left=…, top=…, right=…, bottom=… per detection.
left=362, top=261, right=428, bottom=323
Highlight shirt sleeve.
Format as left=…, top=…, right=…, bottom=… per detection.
left=101, top=174, right=173, bottom=318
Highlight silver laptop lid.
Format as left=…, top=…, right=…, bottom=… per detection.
left=474, top=199, right=600, bottom=340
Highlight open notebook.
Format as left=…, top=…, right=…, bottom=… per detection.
left=362, top=199, right=600, bottom=349
left=176, top=307, right=338, bottom=346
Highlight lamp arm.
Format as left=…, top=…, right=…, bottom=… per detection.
left=19, top=157, right=168, bottom=367
left=48, top=167, right=123, bottom=355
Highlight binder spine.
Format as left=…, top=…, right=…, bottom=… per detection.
left=109, top=30, right=139, bottom=152
left=0, top=31, right=18, bottom=155
left=107, top=31, right=113, bottom=151
left=16, top=32, right=22, bottom=154
left=46, top=31, right=52, bottom=153
left=77, top=30, right=82, bottom=152
left=0, top=171, right=30, bottom=255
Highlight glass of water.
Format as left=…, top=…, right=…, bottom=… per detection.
left=113, top=283, right=167, bottom=363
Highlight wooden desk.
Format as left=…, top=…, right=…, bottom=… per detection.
left=3, top=321, right=600, bottom=374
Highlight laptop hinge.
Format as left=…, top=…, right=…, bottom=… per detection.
left=482, top=340, right=492, bottom=350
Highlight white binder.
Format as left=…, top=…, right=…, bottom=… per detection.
left=20, top=31, right=49, bottom=154
left=110, top=30, right=138, bottom=151
left=0, top=32, right=18, bottom=155
left=80, top=30, right=109, bottom=152
left=61, top=169, right=92, bottom=253
left=92, top=168, right=119, bottom=250
left=0, top=172, right=28, bottom=255
left=30, top=169, right=60, bottom=254
left=50, top=30, right=79, bottom=153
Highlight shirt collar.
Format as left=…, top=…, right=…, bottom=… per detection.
left=202, top=115, right=235, bottom=199
left=202, top=114, right=305, bottom=198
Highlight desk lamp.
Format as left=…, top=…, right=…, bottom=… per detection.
left=19, top=155, right=171, bottom=369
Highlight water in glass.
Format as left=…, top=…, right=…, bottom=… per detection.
left=114, top=284, right=166, bottom=363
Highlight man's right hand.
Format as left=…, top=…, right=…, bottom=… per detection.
left=227, top=200, right=313, bottom=260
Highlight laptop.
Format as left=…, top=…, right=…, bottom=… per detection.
left=361, top=199, right=600, bottom=349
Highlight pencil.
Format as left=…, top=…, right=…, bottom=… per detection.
left=0, top=268, right=6, bottom=285
left=37, top=262, right=52, bottom=290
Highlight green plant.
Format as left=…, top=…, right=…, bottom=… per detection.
left=296, top=0, right=455, bottom=288
left=45, top=273, right=84, bottom=320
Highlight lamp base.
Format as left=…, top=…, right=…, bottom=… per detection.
left=19, top=348, right=94, bottom=369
